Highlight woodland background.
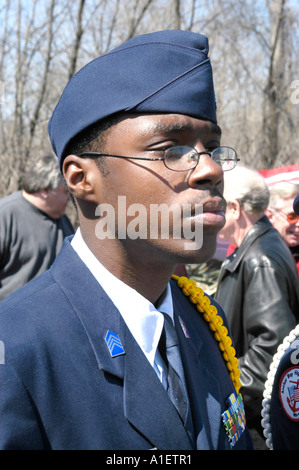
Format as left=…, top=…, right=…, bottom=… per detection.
left=0, top=0, right=298, bottom=199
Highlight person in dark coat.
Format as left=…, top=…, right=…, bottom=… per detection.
left=265, top=182, right=299, bottom=276
left=215, top=166, right=299, bottom=449
left=261, top=193, right=299, bottom=450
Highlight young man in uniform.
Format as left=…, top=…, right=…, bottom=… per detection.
left=0, top=30, right=251, bottom=450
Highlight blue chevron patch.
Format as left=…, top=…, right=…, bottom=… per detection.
left=105, top=330, right=125, bottom=357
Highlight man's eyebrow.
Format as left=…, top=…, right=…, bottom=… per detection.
left=149, top=122, right=193, bottom=134
left=148, top=121, right=222, bottom=136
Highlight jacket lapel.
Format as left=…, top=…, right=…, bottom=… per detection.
left=51, top=239, right=126, bottom=379
left=50, top=239, right=193, bottom=450
left=123, top=326, right=193, bottom=449
left=171, top=280, right=222, bottom=449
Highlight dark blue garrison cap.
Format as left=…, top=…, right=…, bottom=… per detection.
left=48, top=29, right=217, bottom=168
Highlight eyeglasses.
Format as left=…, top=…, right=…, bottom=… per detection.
left=276, top=210, right=299, bottom=223
left=78, top=145, right=239, bottom=172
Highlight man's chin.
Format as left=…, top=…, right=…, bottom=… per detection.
left=170, top=237, right=218, bottom=265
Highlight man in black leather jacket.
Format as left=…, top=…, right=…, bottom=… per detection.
left=215, top=167, right=299, bottom=449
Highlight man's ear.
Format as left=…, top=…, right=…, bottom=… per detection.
left=228, top=199, right=242, bottom=219
left=39, top=188, right=49, bottom=200
left=62, top=155, right=96, bottom=201
left=264, top=207, right=274, bottom=222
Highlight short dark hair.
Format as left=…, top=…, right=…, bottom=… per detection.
left=65, top=112, right=125, bottom=175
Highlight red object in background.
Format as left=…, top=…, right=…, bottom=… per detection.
left=226, top=244, right=237, bottom=256
left=259, top=164, right=299, bottom=186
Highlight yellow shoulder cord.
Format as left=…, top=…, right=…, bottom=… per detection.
left=172, top=274, right=241, bottom=394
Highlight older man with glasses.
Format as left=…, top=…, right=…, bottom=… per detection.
left=265, top=181, right=299, bottom=276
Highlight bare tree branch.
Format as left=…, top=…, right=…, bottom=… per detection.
left=68, top=0, right=86, bottom=79
left=27, top=0, right=56, bottom=159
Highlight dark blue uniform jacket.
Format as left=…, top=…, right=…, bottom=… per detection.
left=0, top=237, right=252, bottom=450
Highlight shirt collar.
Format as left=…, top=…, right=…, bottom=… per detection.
left=71, top=229, right=173, bottom=367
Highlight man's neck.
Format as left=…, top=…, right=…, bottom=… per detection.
left=22, top=189, right=57, bottom=219
left=234, top=212, right=263, bottom=247
left=80, top=225, right=176, bottom=305
left=22, top=189, right=45, bottom=211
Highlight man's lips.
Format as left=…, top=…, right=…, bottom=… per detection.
left=201, top=210, right=226, bottom=226
left=185, top=198, right=226, bottom=227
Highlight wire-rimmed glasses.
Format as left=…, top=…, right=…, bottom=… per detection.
left=78, top=145, right=239, bottom=172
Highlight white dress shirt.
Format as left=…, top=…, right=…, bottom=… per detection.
left=71, top=229, right=173, bottom=386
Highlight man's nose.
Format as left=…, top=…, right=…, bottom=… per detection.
left=188, top=151, right=224, bottom=188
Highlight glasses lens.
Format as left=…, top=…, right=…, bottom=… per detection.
left=287, top=212, right=299, bottom=223
left=164, top=146, right=198, bottom=171
left=211, top=147, right=237, bottom=171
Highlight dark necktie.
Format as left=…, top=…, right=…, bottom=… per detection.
left=158, top=313, right=189, bottom=425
